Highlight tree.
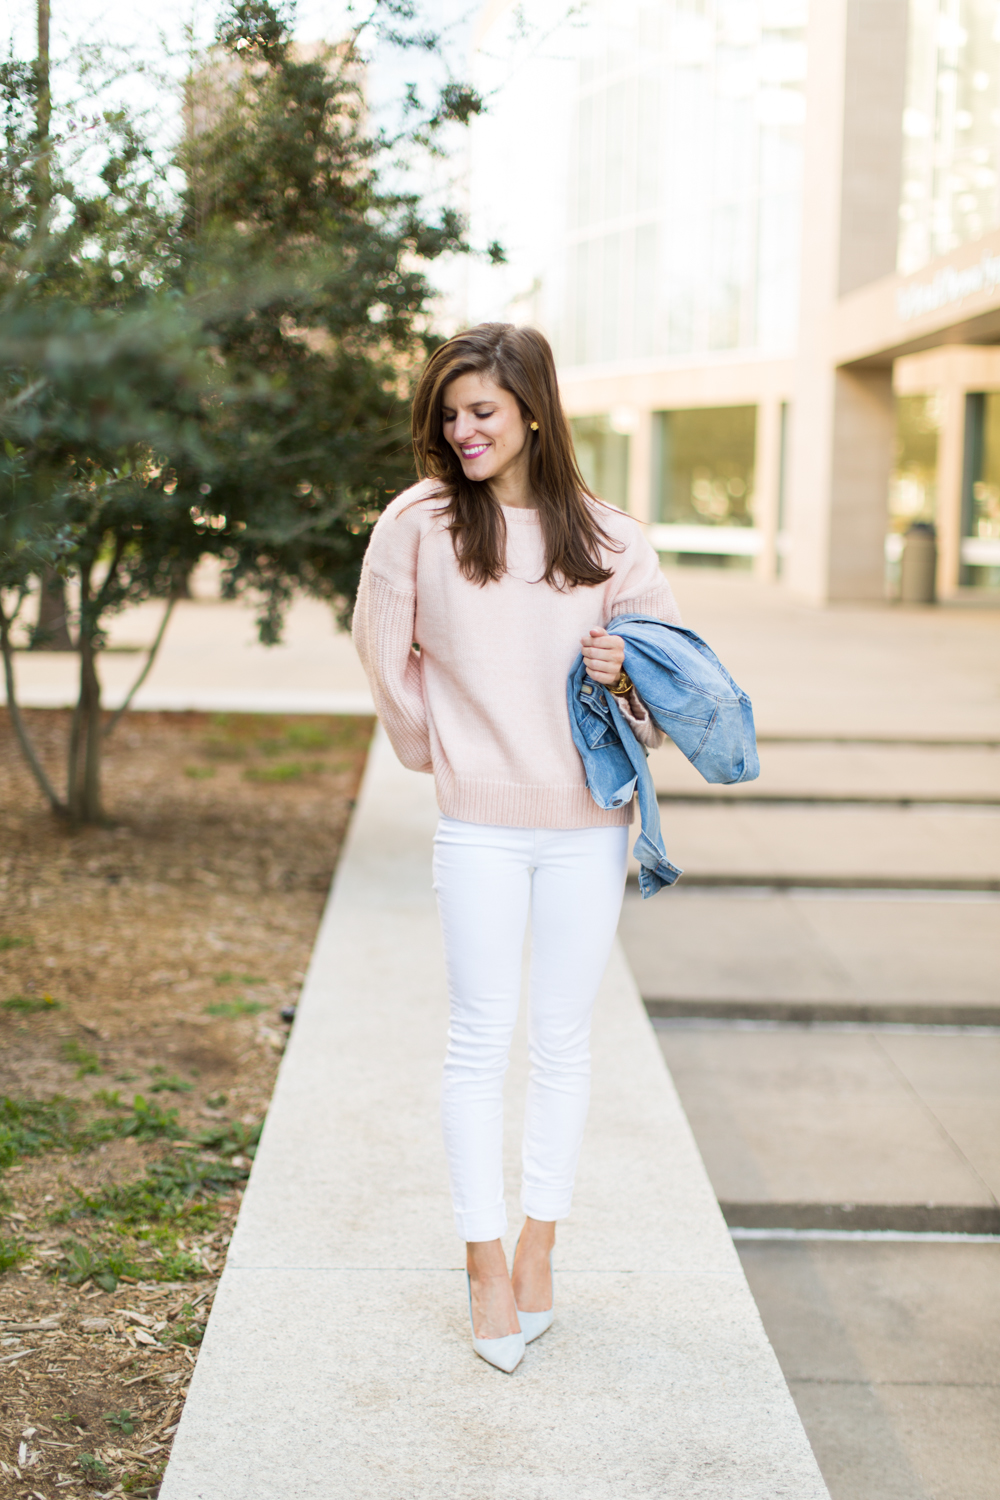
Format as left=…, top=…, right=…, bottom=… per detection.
left=179, top=0, right=486, bottom=640
left=27, top=0, right=74, bottom=650
left=0, top=0, right=488, bottom=822
left=0, top=297, right=222, bottom=822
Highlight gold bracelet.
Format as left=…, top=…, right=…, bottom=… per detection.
left=608, top=670, right=633, bottom=697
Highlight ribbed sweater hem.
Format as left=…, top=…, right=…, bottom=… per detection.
left=435, top=771, right=633, bottom=830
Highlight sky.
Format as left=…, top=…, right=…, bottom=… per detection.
left=4, top=0, right=480, bottom=171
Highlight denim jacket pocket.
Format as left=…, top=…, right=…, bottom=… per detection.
left=576, top=688, right=618, bottom=749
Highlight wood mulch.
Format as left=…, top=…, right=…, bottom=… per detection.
left=0, top=707, right=372, bottom=1497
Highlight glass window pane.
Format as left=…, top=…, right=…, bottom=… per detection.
left=570, top=415, right=630, bottom=509
left=889, top=394, right=939, bottom=533
left=966, top=392, right=1000, bottom=586
left=653, top=406, right=757, bottom=526
left=899, top=0, right=1000, bottom=273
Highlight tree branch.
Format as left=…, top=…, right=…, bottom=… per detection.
left=103, top=595, right=174, bottom=738
left=0, top=593, right=67, bottom=816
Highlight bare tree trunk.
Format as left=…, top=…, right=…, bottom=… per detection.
left=66, top=690, right=83, bottom=817
left=171, top=561, right=193, bottom=599
left=35, top=0, right=51, bottom=203
left=36, top=0, right=50, bottom=138
left=80, top=632, right=103, bottom=822
left=68, top=563, right=105, bottom=825
left=31, top=565, right=74, bottom=649
left=104, top=596, right=174, bottom=739
left=0, top=593, right=67, bottom=816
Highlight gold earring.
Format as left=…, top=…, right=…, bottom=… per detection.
left=530, top=421, right=539, bottom=431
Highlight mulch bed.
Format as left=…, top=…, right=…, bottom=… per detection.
left=0, top=707, right=372, bottom=1497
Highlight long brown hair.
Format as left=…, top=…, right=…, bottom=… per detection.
left=410, top=323, right=619, bottom=587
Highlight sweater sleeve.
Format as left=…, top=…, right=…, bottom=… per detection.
left=352, top=500, right=433, bottom=774
left=607, top=523, right=683, bottom=626
left=617, top=686, right=666, bottom=749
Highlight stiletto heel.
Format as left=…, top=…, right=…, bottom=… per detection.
left=514, top=1244, right=554, bottom=1344
left=466, top=1273, right=525, bottom=1373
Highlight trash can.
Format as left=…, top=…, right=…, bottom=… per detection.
left=899, top=522, right=937, bottom=604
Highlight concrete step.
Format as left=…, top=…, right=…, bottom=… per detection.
left=650, top=741, right=1000, bottom=804
left=628, top=802, right=1000, bottom=886
left=738, top=1239, right=1000, bottom=1500
left=652, top=1024, right=1000, bottom=1221
left=619, top=886, right=1000, bottom=1010
left=159, top=732, right=829, bottom=1500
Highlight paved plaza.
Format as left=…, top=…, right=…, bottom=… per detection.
left=620, top=567, right=1000, bottom=1500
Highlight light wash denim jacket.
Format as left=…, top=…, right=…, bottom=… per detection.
left=567, top=613, right=760, bottom=898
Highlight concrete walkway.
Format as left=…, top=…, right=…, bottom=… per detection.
left=1, top=595, right=375, bottom=714
left=160, top=731, right=828, bottom=1500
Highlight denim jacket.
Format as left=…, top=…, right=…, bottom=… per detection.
left=567, top=613, right=760, bottom=897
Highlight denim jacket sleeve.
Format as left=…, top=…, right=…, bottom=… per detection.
left=568, top=615, right=759, bottom=898
left=567, top=658, right=682, bottom=898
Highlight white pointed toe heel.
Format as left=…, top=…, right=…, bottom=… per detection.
left=515, top=1250, right=554, bottom=1344
left=466, top=1273, right=525, bottom=1373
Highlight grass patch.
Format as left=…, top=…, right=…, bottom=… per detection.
left=204, top=997, right=266, bottom=1018
left=183, top=765, right=216, bottom=779
left=104, top=1408, right=136, bottom=1436
left=61, top=1038, right=101, bottom=1077
left=78, top=1453, right=111, bottom=1480
left=56, top=1145, right=251, bottom=1230
left=0, top=935, right=32, bottom=952
left=149, top=1070, right=193, bottom=1095
left=0, top=1095, right=81, bottom=1168
left=193, top=1117, right=262, bottom=1157
left=91, top=1094, right=183, bottom=1142
left=213, top=971, right=266, bottom=986
left=201, top=713, right=372, bottom=778
left=243, top=760, right=308, bottom=783
left=153, top=1247, right=204, bottom=1280
left=0, top=1234, right=28, bottom=1272
left=123, top=1464, right=165, bottom=1494
left=0, top=1092, right=183, bottom=1179
left=49, top=1132, right=256, bottom=1285
left=283, top=722, right=335, bottom=750
left=3, top=992, right=61, bottom=1013
left=167, top=1306, right=205, bottom=1346
left=58, top=1239, right=142, bottom=1292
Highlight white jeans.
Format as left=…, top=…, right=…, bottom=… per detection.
left=433, top=816, right=629, bottom=1242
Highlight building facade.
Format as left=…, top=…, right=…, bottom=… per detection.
left=467, top=0, right=1000, bottom=601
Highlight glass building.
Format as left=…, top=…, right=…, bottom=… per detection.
left=467, top=0, right=1000, bottom=599
left=898, top=0, right=1000, bottom=275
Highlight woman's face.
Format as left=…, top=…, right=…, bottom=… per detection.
left=441, top=372, right=530, bottom=486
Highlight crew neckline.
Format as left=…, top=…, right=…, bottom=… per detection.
left=500, top=503, right=540, bottom=521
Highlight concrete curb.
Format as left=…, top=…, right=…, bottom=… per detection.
left=159, top=730, right=829, bottom=1498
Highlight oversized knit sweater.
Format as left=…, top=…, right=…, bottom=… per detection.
left=352, top=478, right=683, bottom=829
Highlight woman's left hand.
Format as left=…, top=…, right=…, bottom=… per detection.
left=581, top=627, right=625, bottom=685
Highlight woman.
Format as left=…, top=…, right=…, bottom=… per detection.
left=353, top=323, right=680, bottom=1373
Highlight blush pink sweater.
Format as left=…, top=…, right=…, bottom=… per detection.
left=352, top=479, right=682, bottom=829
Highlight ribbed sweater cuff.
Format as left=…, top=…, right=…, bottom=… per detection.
left=609, top=584, right=682, bottom=626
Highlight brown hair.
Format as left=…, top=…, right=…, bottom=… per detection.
left=410, top=323, right=618, bottom=588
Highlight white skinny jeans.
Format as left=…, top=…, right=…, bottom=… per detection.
left=433, top=816, right=629, bottom=1242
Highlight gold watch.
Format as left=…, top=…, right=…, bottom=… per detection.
left=609, top=670, right=633, bottom=697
